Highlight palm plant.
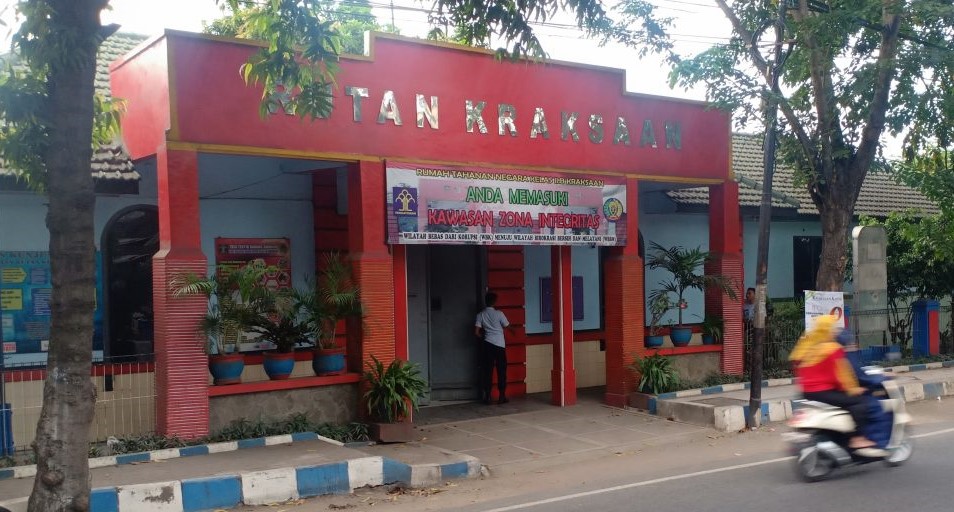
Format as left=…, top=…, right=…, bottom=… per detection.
left=247, top=290, right=309, bottom=353
left=296, top=252, right=364, bottom=350
left=362, top=356, right=427, bottom=423
left=173, top=261, right=275, bottom=354
left=646, top=242, right=738, bottom=326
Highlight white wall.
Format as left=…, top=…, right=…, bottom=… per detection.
left=523, top=245, right=602, bottom=334
left=0, top=161, right=158, bottom=365
left=197, top=154, right=318, bottom=289
left=640, top=212, right=710, bottom=326
left=741, top=218, right=822, bottom=299
left=0, top=160, right=159, bottom=251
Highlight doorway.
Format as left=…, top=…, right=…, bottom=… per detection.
left=407, top=245, right=486, bottom=402
left=793, top=235, right=822, bottom=298
left=102, top=205, right=159, bottom=360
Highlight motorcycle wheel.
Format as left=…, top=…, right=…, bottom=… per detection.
left=884, top=439, right=913, bottom=467
left=796, top=446, right=836, bottom=482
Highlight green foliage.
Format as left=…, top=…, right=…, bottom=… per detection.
left=859, top=211, right=954, bottom=303
left=656, top=0, right=954, bottom=289
left=173, top=262, right=280, bottom=354
left=629, top=353, right=679, bottom=395
left=700, top=315, right=724, bottom=341
left=895, top=148, right=954, bottom=218
left=105, top=434, right=187, bottom=455
left=247, top=290, right=309, bottom=353
left=363, top=356, right=427, bottom=423
left=428, top=0, right=670, bottom=60
left=296, top=252, right=364, bottom=350
left=215, top=0, right=341, bottom=120
left=647, top=294, right=671, bottom=336
left=208, top=0, right=396, bottom=56
left=228, top=413, right=371, bottom=442
left=100, top=415, right=369, bottom=457
left=646, top=242, right=738, bottom=326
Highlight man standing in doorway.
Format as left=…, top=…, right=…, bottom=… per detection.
left=475, top=291, right=511, bottom=405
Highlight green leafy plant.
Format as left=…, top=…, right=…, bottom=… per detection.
left=629, top=353, right=678, bottom=395
left=297, top=252, right=364, bottom=350
left=647, top=295, right=672, bottom=336
left=647, top=242, right=737, bottom=327
left=700, top=315, right=724, bottom=342
left=363, top=356, right=427, bottom=423
left=248, top=290, right=309, bottom=353
left=173, top=261, right=277, bottom=354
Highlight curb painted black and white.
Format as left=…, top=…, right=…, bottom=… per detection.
left=0, top=455, right=480, bottom=512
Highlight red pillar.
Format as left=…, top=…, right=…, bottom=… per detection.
left=604, top=178, right=642, bottom=408
left=707, top=182, right=744, bottom=375
left=347, top=161, right=395, bottom=374
left=153, top=146, right=209, bottom=439
left=550, top=245, right=576, bottom=406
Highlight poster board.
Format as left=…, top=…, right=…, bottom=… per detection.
left=213, top=238, right=292, bottom=352
left=804, top=290, right=846, bottom=329
left=214, top=238, right=292, bottom=290
left=0, top=251, right=104, bottom=365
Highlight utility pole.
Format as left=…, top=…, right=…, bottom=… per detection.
left=748, top=0, right=793, bottom=429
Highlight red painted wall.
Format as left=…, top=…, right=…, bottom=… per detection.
left=488, top=246, right=528, bottom=397
left=110, top=37, right=172, bottom=160
left=149, top=32, right=729, bottom=180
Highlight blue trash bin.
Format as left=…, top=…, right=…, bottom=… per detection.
left=1, top=403, right=13, bottom=457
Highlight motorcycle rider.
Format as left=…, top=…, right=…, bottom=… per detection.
left=789, top=314, right=879, bottom=451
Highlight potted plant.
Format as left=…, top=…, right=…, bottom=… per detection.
left=173, top=263, right=274, bottom=385
left=645, top=295, right=671, bottom=348
left=248, top=290, right=309, bottom=380
left=701, top=315, right=724, bottom=345
left=362, top=355, right=427, bottom=443
left=647, top=242, right=737, bottom=347
left=297, top=252, right=364, bottom=376
left=627, top=353, right=679, bottom=410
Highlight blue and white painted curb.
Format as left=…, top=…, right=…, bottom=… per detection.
left=645, top=360, right=954, bottom=432
left=0, top=431, right=340, bottom=482
left=0, top=455, right=481, bottom=512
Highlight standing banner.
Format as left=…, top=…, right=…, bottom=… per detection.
left=804, top=290, right=846, bottom=329
left=214, top=238, right=292, bottom=290
left=386, top=162, right=627, bottom=246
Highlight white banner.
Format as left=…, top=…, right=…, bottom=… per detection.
left=804, top=290, right=846, bottom=329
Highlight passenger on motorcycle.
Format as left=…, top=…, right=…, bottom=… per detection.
left=789, top=314, right=878, bottom=450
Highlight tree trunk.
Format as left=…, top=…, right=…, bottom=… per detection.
left=28, top=2, right=103, bottom=510
left=814, top=191, right=855, bottom=292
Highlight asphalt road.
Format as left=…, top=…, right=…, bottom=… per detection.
left=237, top=398, right=954, bottom=512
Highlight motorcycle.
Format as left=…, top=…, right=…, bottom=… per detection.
left=784, top=366, right=914, bottom=482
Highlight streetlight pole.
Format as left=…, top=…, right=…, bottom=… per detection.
left=748, top=0, right=793, bottom=429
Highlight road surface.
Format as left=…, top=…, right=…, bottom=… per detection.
left=235, top=397, right=954, bottom=512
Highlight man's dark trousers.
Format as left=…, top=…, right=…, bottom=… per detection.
left=481, top=341, right=507, bottom=403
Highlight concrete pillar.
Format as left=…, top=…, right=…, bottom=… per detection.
left=550, top=246, right=575, bottom=406
left=707, top=182, right=744, bottom=375
left=604, top=178, right=643, bottom=408
left=912, top=299, right=940, bottom=357
left=153, top=146, right=209, bottom=438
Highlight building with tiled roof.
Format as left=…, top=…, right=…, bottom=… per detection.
left=667, top=133, right=939, bottom=217
left=651, top=132, right=939, bottom=299
left=0, top=32, right=146, bottom=183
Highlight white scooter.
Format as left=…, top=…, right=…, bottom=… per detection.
left=784, top=367, right=914, bottom=482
